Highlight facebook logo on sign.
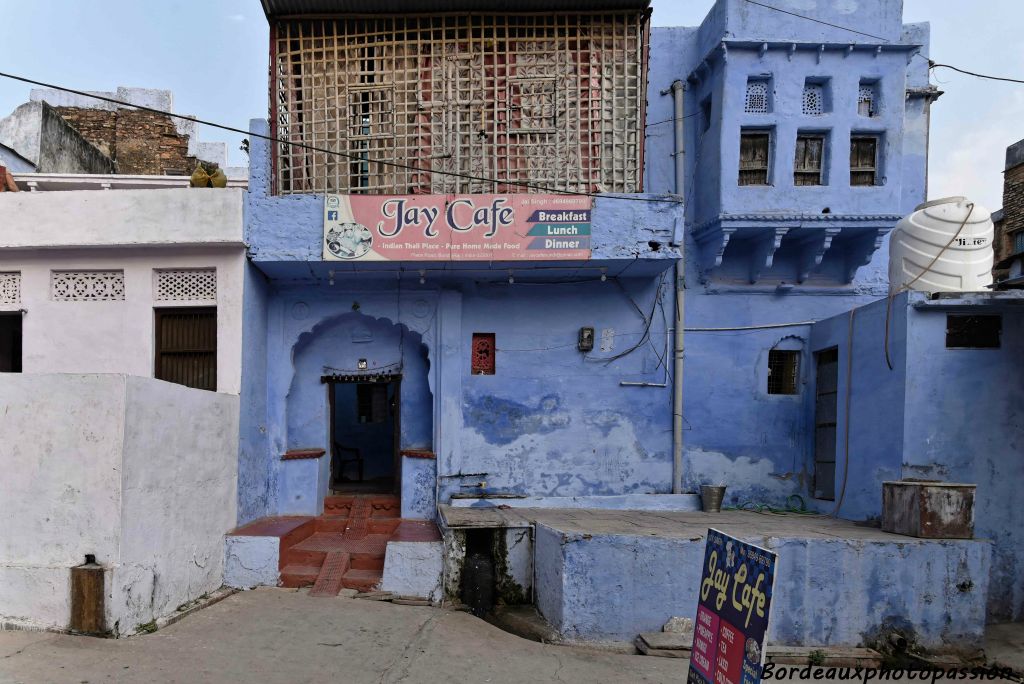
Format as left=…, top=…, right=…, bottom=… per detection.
left=327, top=211, right=339, bottom=221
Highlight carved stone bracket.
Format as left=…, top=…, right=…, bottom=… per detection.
left=694, top=224, right=738, bottom=277
left=797, top=227, right=842, bottom=283
left=843, top=227, right=885, bottom=283
left=749, top=227, right=790, bottom=284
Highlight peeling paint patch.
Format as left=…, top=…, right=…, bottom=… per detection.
left=464, top=394, right=570, bottom=445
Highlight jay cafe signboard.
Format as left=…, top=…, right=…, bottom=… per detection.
left=689, top=529, right=777, bottom=684
left=322, top=193, right=592, bottom=261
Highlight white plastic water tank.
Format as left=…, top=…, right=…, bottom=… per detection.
left=888, top=196, right=993, bottom=293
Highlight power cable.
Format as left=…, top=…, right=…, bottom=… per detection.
left=0, top=70, right=680, bottom=204
left=928, top=62, right=1024, bottom=86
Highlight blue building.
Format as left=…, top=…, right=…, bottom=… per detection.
left=225, top=0, right=1018, bottom=648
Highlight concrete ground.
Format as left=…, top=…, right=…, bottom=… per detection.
left=0, top=588, right=683, bottom=684
left=2, top=589, right=1021, bottom=683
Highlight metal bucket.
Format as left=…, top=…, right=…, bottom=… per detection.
left=701, top=485, right=727, bottom=513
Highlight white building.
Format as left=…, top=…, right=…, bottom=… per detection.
left=0, top=184, right=246, bottom=634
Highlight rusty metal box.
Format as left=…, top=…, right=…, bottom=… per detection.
left=882, top=481, right=975, bottom=539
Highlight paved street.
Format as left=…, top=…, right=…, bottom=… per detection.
left=0, top=589, right=683, bottom=684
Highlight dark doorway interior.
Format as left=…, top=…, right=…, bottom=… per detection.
left=329, top=377, right=400, bottom=494
left=0, top=313, right=23, bottom=373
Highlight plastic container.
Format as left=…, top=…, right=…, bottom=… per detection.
left=888, top=196, right=993, bottom=293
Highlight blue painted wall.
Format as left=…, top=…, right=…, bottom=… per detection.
left=636, top=0, right=932, bottom=511
left=810, top=292, right=1024, bottom=622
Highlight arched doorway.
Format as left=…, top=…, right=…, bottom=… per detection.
left=287, top=311, right=432, bottom=506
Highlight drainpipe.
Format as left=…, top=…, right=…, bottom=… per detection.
left=669, top=79, right=686, bottom=495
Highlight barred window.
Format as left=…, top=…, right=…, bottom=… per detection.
left=768, top=349, right=800, bottom=395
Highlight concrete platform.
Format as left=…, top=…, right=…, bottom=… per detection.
left=440, top=506, right=992, bottom=651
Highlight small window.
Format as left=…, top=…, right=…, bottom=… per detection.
left=154, top=307, right=217, bottom=391
left=768, top=349, right=800, bottom=394
left=794, top=135, right=825, bottom=186
left=0, top=313, right=22, bottom=373
left=1013, top=230, right=1024, bottom=254
left=802, top=81, right=825, bottom=115
left=858, top=81, right=879, bottom=117
left=744, top=79, right=770, bottom=114
left=946, top=315, right=1001, bottom=349
left=356, top=383, right=389, bottom=423
left=472, top=332, right=496, bottom=375
left=850, top=136, right=878, bottom=186
left=739, top=131, right=771, bottom=186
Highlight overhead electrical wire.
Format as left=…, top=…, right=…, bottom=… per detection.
left=741, top=0, right=891, bottom=42
left=0, top=70, right=680, bottom=204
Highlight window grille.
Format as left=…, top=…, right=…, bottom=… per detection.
left=850, top=136, right=878, bottom=186
left=154, top=308, right=218, bottom=391
left=154, top=269, right=217, bottom=303
left=744, top=80, right=769, bottom=114
left=738, top=132, right=771, bottom=186
left=0, top=272, right=20, bottom=306
left=794, top=135, right=825, bottom=186
left=51, top=271, right=125, bottom=301
left=768, top=349, right=800, bottom=395
left=271, top=13, right=645, bottom=195
left=858, top=84, right=878, bottom=117
left=1014, top=230, right=1024, bottom=255
left=802, top=83, right=824, bottom=115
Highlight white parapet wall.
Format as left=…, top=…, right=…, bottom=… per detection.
left=0, top=374, right=238, bottom=635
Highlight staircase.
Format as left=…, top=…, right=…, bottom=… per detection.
left=278, top=494, right=439, bottom=595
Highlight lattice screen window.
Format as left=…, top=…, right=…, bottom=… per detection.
left=51, top=271, right=125, bottom=301
left=803, top=83, right=824, bottom=115
left=272, top=13, right=645, bottom=195
left=0, top=273, right=20, bottom=305
left=744, top=80, right=770, bottom=114
left=509, top=78, right=558, bottom=132
left=154, top=269, right=217, bottom=303
left=858, top=83, right=879, bottom=117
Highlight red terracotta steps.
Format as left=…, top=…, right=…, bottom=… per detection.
left=280, top=563, right=320, bottom=588
left=308, top=551, right=351, bottom=597
left=341, top=568, right=383, bottom=592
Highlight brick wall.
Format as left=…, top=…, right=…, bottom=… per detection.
left=54, top=107, right=201, bottom=176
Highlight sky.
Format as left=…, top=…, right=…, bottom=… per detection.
left=0, top=0, right=1021, bottom=210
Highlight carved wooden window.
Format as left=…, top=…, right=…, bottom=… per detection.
left=471, top=333, right=496, bottom=375
left=154, top=307, right=217, bottom=391
left=794, top=135, right=825, bottom=186
left=744, top=80, right=769, bottom=114
left=768, top=349, right=800, bottom=394
left=51, top=270, right=125, bottom=301
left=738, top=131, right=771, bottom=186
left=850, top=136, right=878, bottom=186
left=0, top=272, right=20, bottom=306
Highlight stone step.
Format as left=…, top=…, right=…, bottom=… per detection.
left=280, top=563, right=321, bottom=588
left=342, top=568, right=382, bottom=592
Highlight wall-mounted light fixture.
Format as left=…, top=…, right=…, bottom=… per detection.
left=357, top=358, right=368, bottom=370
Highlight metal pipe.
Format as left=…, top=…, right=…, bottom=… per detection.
left=669, top=79, right=686, bottom=495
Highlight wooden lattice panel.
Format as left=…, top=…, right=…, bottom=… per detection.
left=272, top=13, right=646, bottom=195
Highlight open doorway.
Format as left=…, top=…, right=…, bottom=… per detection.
left=328, top=376, right=401, bottom=494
